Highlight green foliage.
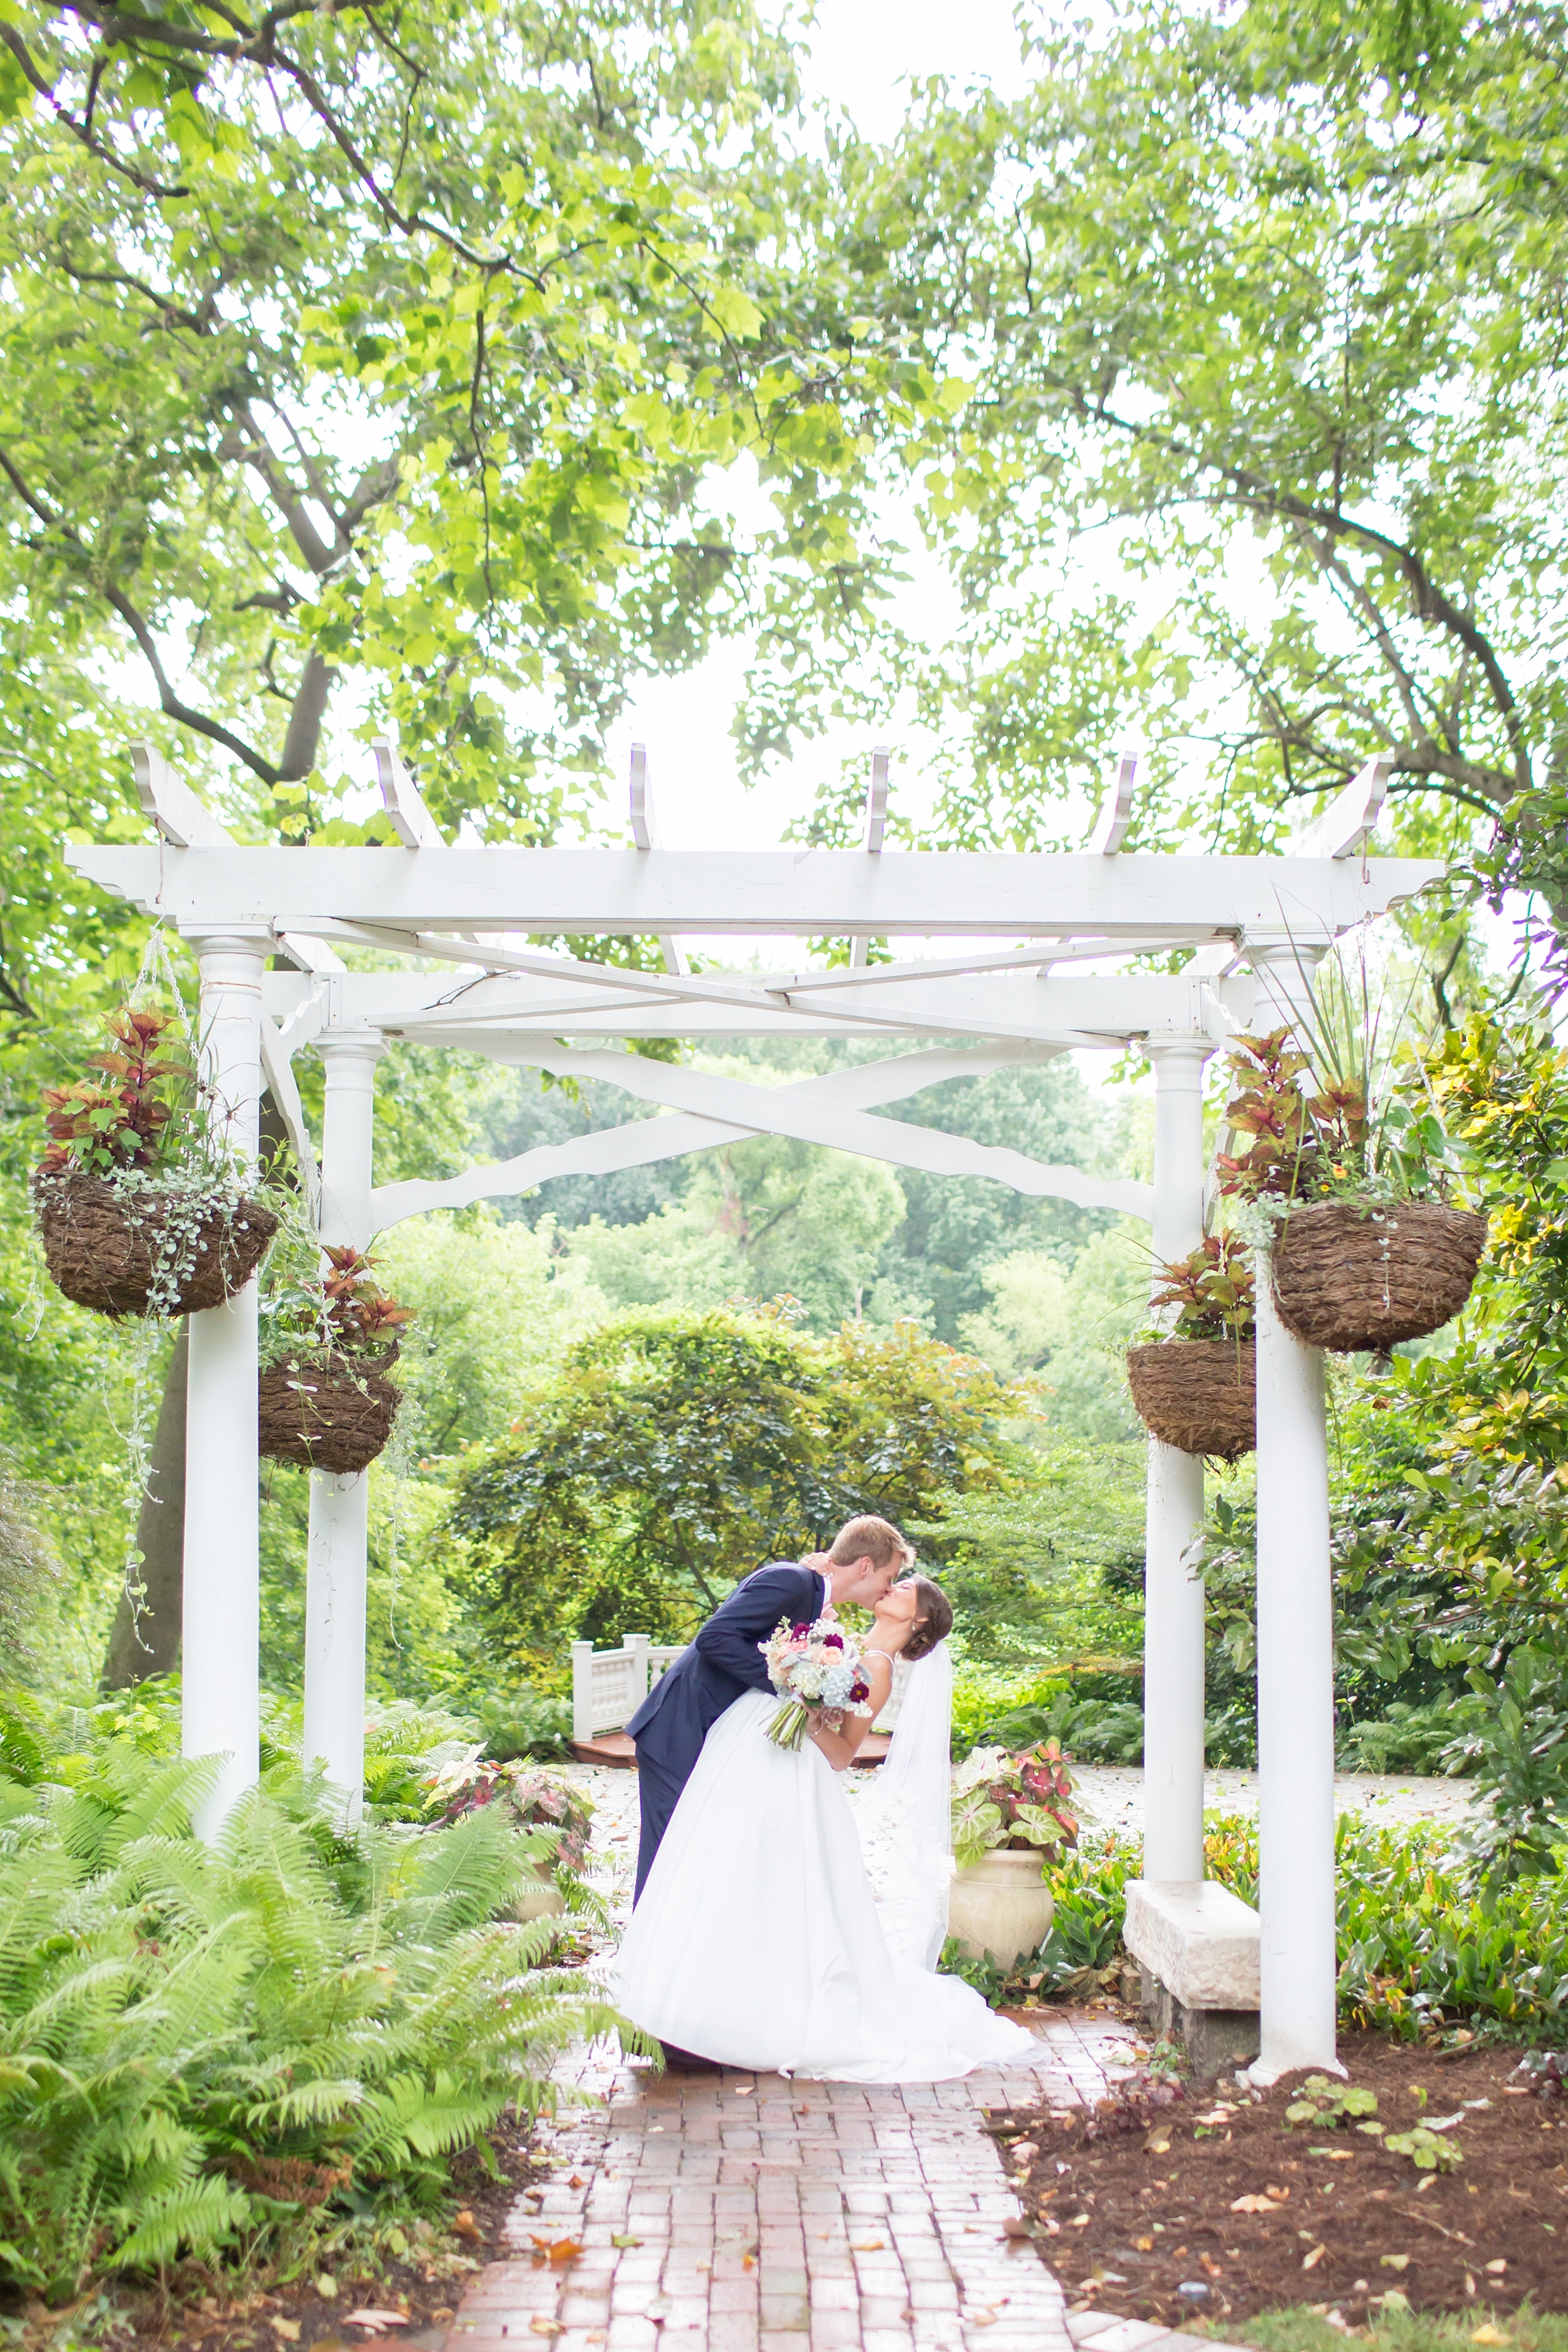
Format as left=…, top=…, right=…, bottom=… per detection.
left=781, top=0, right=1568, bottom=926
left=1382, top=2125, right=1464, bottom=2172
left=1224, top=2304, right=1568, bottom=2352
left=922, top=1435, right=1145, bottom=1673
left=1284, top=2075, right=1380, bottom=2129
left=0, top=1732, right=630, bottom=2299
left=451, top=1305, right=1015, bottom=1682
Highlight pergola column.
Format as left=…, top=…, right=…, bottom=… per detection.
left=1248, top=942, right=1340, bottom=2079
left=182, top=931, right=267, bottom=1838
left=1142, top=1040, right=1212, bottom=1882
left=302, top=1027, right=385, bottom=1822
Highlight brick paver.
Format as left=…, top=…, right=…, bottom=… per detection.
left=448, top=2017, right=1247, bottom=2352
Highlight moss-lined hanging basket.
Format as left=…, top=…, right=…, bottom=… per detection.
left=33, top=1170, right=278, bottom=1320
left=1127, top=1338, right=1256, bottom=1461
left=258, top=1344, right=401, bottom=1475
left=1272, top=1201, right=1487, bottom=1355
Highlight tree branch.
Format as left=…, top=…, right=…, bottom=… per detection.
left=0, top=440, right=285, bottom=785
left=0, top=21, right=189, bottom=198
left=1057, top=374, right=1532, bottom=797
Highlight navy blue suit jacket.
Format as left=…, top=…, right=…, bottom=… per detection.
left=626, top=1560, right=824, bottom=1897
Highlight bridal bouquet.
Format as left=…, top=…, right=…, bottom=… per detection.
left=760, top=1613, right=875, bottom=1750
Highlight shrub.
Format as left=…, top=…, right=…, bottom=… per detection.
left=941, top=1809, right=1568, bottom=2043
left=0, top=1738, right=631, bottom=2299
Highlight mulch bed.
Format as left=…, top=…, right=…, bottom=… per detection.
left=2, top=2112, right=550, bottom=2352
left=986, top=2031, right=1568, bottom=2328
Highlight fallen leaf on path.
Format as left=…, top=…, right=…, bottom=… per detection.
left=1134, top=2237, right=1154, bottom=2252
left=611, top=2234, right=641, bottom=2249
left=1486, top=2260, right=1508, bottom=2275
left=1381, top=2255, right=1410, bottom=2271
left=528, top=2324, right=564, bottom=2339
left=1302, top=2245, right=1326, bottom=2270
left=268, top=2323, right=300, bottom=2343
left=1471, top=2330, right=1511, bottom=2347
left=343, top=2315, right=408, bottom=2334
left=451, top=2210, right=482, bottom=2242
left=1230, top=2194, right=1284, bottom=2214
left=529, top=2237, right=582, bottom=2267
left=1145, top=2134, right=1172, bottom=2155
left=851, top=2241, right=886, bottom=2252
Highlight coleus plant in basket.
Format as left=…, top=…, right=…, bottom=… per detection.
left=1127, top=1233, right=1258, bottom=1461
left=258, top=1246, right=413, bottom=1475
left=1218, top=955, right=1487, bottom=1352
left=32, top=1004, right=278, bottom=1320
left=951, top=1740, right=1079, bottom=1872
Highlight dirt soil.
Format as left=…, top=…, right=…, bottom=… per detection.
left=985, top=2032, right=1568, bottom=2328
left=2, top=2114, right=548, bottom=2352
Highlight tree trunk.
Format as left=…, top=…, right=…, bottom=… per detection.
left=102, top=1319, right=188, bottom=1687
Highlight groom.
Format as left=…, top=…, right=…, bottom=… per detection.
left=626, top=1513, right=913, bottom=1901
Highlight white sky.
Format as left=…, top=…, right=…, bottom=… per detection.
left=604, top=0, right=1040, bottom=858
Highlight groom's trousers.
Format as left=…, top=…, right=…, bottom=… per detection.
left=631, top=1744, right=687, bottom=1902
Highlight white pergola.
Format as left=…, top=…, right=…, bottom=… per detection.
left=70, top=742, right=1436, bottom=2081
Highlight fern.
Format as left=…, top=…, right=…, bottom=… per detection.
left=0, top=1733, right=626, bottom=2298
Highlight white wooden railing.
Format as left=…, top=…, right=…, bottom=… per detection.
left=570, top=1634, right=687, bottom=1744
left=569, top=1635, right=909, bottom=1746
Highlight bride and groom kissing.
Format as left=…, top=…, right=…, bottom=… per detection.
left=609, top=1515, right=1036, bottom=2084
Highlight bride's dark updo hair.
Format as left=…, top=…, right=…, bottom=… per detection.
left=902, top=1574, right=953, bottom=1664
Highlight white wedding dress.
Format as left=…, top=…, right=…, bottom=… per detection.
left=607, top=1644, right=1036, bottom=2082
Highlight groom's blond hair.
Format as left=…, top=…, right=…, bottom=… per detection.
left=827, top=1515, right=912, bottom=1570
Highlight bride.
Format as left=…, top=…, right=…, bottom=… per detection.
left=608, top=1574, right=1036, bottom=2082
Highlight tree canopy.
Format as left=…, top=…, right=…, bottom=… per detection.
left=449, top=1305, right=1018, bottom=1679
left=760, top=0, right=1567, bottom=936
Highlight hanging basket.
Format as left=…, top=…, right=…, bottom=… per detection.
left=1127, top=1338, right=1256, bottom=1462
left=32, top=1170, right=278, bottom=1320
left=1272, top=1200, right=1487, bottom=1354
left=259, top=1345, right=401, bottom=1475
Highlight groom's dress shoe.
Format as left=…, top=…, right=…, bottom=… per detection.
left=659, top=2040, right=723, bottom=2072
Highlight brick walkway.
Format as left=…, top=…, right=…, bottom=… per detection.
left=449, top=2019, right=1248, bottom=2352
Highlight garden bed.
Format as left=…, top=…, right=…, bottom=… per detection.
left=986, top=2033, right=1568, bottom=2327
left=0, top=2106, right=549, bottom=2352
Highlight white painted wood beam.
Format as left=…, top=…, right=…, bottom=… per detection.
left=66, top=843, right=1447, bottom=938
left=850, top=747, right=891, bottom=970
left=471, top=1044, right=1156, bottom=1218
left=628, top=742, right=687, bottom=975
left=257, top=1015, right=322, bottom=1218
left=132, top=741, right=234, bottom=848
left=1090, top=752, right=1139, bottom=855
left=1295, top=757, right=1393, bottom=860
left=373, top=736, right=447, bottom=849
left=366, top=1037, right=1149, bottom=1234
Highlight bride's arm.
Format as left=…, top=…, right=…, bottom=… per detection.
left=809, top=1649, right=896, bottom=1772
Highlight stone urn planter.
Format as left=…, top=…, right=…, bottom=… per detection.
left=1272, top=1201, right=1487, bottom=1354
left=1127, top=1338, right=1255, bottom=1461
left=510, top=1867, right=567, bottom=1926
left=947, top=1850, right=1055, bottom=1972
